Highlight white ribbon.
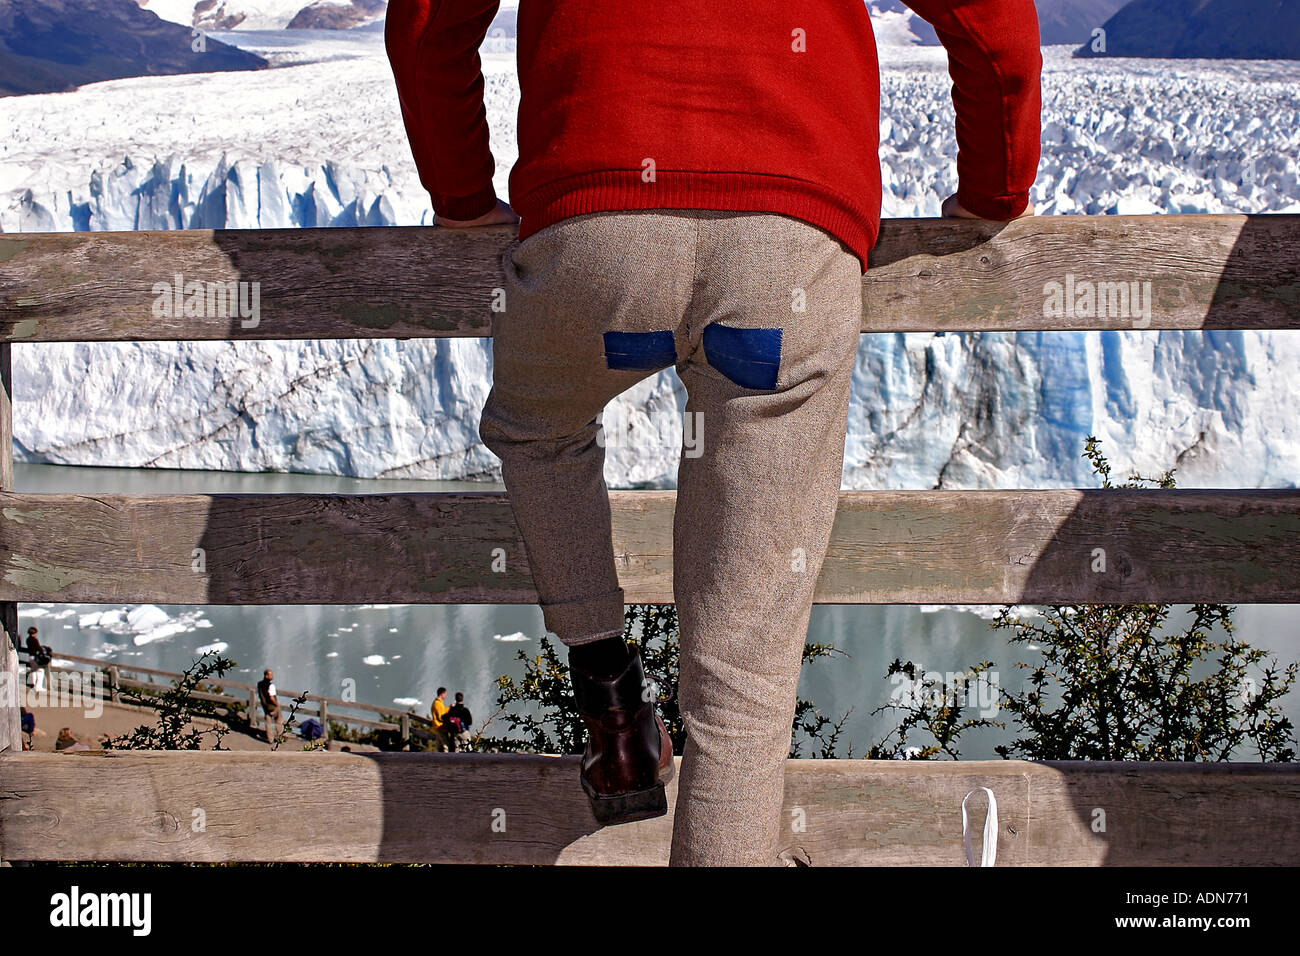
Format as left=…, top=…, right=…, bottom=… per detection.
left=961, top=787, right=998, bottom=867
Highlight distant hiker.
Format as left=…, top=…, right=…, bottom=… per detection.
left=388, top=0, right=1041, bottom=864
left=447, top=692, right=474, bottom=752
left=20, top=707, right=35, bottom=750
left=27, top=628, right=52, bottom=666
left=257, top=669, right=283, bottom=743
left=25, top=626, right=51, bottom=692
left=430, top=686, right=451, bottom=752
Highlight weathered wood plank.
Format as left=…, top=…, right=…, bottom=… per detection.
left=0, top=640, right=16, bottom=757
left=0, top=634, right=14, bottom=861
left=1022, top=761, right=1300, bottom=866
left=1, top=215, right=1296, bottom=341
left=0, top=343, right=11, bottom=493
left=0, top=340, right=17, bottom=762
left=1, top=753, right=1295, bottom=865
left=1, top=489, right=1296, bottom=606
left=869, top=214, right=1300, bottom=332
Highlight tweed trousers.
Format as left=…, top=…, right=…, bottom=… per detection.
left=478, top=209, right=862, bottom=865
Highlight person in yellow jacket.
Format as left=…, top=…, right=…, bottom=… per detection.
left=430, top=686, right=451, bottom=752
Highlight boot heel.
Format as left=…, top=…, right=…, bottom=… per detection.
left=583, top=779, right=668, bottom=825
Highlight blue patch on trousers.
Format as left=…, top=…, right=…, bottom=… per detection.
left=702, top=324, right=783, bottom=390
left=603, top=330, right=677, bottom=370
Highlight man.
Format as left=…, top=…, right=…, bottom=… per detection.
left=257, top=669, right=282, bottom=743
left=386, top=0, right=1040, bottom=865
left=447, top=692, right=474, bottom=751
left=430, top=686, right=451, bottom=752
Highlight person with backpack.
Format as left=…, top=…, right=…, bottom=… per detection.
left=446, top=692, right=474, bottom=752
left=25, top=626, right=51, bottom=692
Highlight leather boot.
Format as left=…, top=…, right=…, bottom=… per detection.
left=571, top=650, right=674, bottom=825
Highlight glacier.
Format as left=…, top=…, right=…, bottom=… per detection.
left=3, top=38, right=1299, bottom=489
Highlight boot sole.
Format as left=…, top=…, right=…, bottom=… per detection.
left=583, top=778, right=668, bottom=825
left=581, top=759, right=675, bottom=826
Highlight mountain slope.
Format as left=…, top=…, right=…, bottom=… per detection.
left=141, top=0, right=387, bottom=30
left=0, top=0, right=266, bottom=96
left=868, top=1, right=1128, bottom=46
left=1076, top=0, right=1300, bottom=59
left=287, top=0, right=384, bottom=30
left=1035, top=0, right=1128, bottom=44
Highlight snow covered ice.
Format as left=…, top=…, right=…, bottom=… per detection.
left=3, top=34, right=1298, bottom=489
left=67, top=603, right=210, bottom=646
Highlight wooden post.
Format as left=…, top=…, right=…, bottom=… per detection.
left=319, top=698, right=329, bottom=740
left=106, top=665, right=120, bottom=702
left=400, top=712, right=411, bottom=751
left=0, top=631, right=16, bottom=755
left=0, top=342, right=15, bottom=866
left=0, top=341, right=18, bottom=756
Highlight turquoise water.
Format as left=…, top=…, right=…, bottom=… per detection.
left=16, top=463, right=1299, bottom=758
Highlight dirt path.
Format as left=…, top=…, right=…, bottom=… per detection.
left=21, top=699, right=376, bottom=753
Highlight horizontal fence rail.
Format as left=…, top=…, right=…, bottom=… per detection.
left=2, top=215, right=1299, bottom=340
left=1, top=489, right=1297, bottom=605
left=2, top=753, right=1297, bottom=865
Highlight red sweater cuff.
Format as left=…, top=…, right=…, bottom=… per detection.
left=955, top=186, right=1030, bottom=221
left=435, top=183, right=498, bottom=222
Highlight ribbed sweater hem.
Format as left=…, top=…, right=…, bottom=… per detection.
left=513, top=170, right=878, bottom=273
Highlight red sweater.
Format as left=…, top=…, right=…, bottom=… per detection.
left=385, top=1, right=1041, bottom=273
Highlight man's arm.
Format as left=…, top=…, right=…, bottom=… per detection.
left=901, top=0, right=1042, bottom=220
left=385, top=0, right=504, bottom=223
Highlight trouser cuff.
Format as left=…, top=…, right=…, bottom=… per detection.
left=542, top=587, right=627, bottom=646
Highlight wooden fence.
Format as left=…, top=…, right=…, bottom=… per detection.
left=1, top=214, right=1298, bottom=865
left=15, top=650, right=437, bottom=743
